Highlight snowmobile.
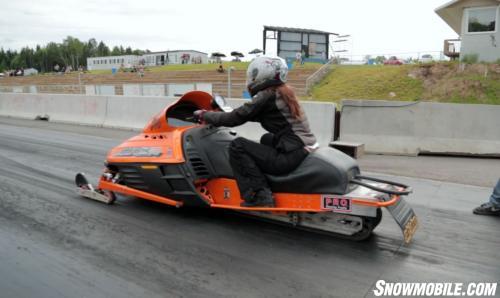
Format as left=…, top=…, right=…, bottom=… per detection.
left=76, top=91, right=418, bottom=243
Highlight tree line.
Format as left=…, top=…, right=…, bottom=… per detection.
left=0, top=36, right=148, bottom=73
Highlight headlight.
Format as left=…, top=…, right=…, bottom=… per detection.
left=114, top=147, right=163, bottom=157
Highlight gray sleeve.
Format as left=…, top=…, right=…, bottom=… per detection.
left=203, top=91, right=270, bottom=127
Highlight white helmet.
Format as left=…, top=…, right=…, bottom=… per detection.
left=246, top=56, right=288, bottom=96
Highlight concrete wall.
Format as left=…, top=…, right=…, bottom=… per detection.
left=0, top=93, right=108, bottom=126
left=339, top=99, right=500, bottom=156
left=103, top=96, right=175, bottom=129
left=0, top=93, right=336, bottom=146
left=226, top=98, right=335, bottom=146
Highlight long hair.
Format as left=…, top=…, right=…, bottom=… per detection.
left=275, top=84, right=303, bottom=119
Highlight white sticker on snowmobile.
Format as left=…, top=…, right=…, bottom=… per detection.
left=322, top=196, right=352, bottom=212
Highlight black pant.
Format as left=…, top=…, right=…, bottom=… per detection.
left=229, top=135, right=308, bottom=200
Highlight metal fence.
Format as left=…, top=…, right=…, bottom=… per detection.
left=335, top=51, right=447, bottom=65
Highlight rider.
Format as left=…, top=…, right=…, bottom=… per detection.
left=194, top=56, right=318, bottom=207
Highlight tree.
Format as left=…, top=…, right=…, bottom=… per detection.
left=60, top=36, right=85, bottom=69
left=0, top=37, right=147, bottom=72
left=85, top=38, right=98, bottom=57
left=132, top=49, right=143, bottom=55
left=45, top=42, right=63, bottom=70
left=96, top=41, right=110, bottom=56
left=111, top=46, right=121, bottom=56
left=374, top=56, right=386, bottom=64
left=0, top=48, right=7, bottom=72
left=11, top=54, right=27, bottom=69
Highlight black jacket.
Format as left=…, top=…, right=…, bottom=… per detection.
left=203, top=88, right=317, bottom=152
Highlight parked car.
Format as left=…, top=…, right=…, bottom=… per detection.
left=420, top=54, right=433, bottom=63
left=384, top=56, right=403, bottom=65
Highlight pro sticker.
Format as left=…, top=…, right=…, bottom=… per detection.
left=322, top=196, right=352, bottom=212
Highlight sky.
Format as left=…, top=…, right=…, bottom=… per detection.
left=0, top=0, right=458, bottom=59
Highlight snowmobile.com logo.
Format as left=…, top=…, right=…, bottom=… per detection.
left=373, top=280, right=498, bottom=296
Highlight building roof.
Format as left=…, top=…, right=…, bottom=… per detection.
left=168, top=50, right=208, bottom=54
left=264, top=25, right=338, bottom=36
left=87, top=55, right=139, bottom=60
left=144, top=50, right=208, bottom=55
left=435, top=0, right=500, bottom=35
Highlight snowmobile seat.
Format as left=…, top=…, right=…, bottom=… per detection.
left=265, top=147, right=360, bottom=195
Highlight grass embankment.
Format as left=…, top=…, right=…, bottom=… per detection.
left=88, top=61, right=321, bottom=75
left=310, top=63, right=500, bottom=105
left=87, top=62, right=249, bottom=75
left=310, top=65, right=423, bottom=102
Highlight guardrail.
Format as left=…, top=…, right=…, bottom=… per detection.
left=339, top=99, right=500, bottom=156
left=0, top=83, right=213, bottom=97
left=305, top=60, right=334, bottom=95
left=0, top=93, right=336, bottom=147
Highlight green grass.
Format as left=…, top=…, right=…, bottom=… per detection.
left=151, top=62, right=250, bottom=72
left=87, top=62, right=242, bottom=75
left=309, top=65, right=423, bottom=102
left=309, top=63, right=500, bottom=105
left=88, top=61, right=321, bottom=75
left=432, top=74, right=500, bottom=105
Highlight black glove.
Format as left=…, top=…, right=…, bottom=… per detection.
left=193, top=109, right=207, bottom=124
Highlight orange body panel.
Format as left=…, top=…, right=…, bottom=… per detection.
left=106, top=91, right=214, bottom=164
left=106, top=127, right=192, bottom=164
left=204, top=178, right=400, bottom=212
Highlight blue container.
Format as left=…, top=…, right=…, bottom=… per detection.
left=111, top=67, right=117, bottom=74
left=242, top=90, right=251, bottom=99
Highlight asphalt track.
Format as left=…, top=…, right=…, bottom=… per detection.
left=0, top=116, right=499, bottom=298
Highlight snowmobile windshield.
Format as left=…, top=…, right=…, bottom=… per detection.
left=166, top=102, right=199, bottom=127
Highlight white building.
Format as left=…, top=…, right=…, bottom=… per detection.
left=86, top=50, right=208, bottom=71
left=87, top=55, right=140, bottom=71
left=436, top=0, right=500, bottom=62
left=141, top=50, right=208, bottom=66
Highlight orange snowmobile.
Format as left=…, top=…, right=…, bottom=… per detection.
left=76, top=91, right=418, bottom=243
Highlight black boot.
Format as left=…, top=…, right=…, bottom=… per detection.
left=241, top=189, right=275, bottom=207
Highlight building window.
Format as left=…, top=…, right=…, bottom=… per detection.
left=466, top=7, right=497, bottom=33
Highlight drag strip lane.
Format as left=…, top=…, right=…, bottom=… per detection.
left=0, top=117, right=499, bottom=298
